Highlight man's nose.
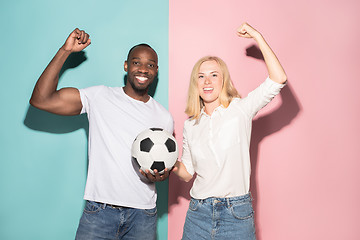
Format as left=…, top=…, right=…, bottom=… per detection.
left=138, top=64, right=148, bottom=73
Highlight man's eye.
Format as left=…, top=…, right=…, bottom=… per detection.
left=133, top=62, right=140, bottom=65
left=148, top=64, right=155, bottom=68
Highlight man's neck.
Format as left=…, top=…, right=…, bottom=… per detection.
left=123, top=86, right=150, bottom=103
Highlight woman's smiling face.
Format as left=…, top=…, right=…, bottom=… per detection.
left=197, top=60, right=224, bottom=111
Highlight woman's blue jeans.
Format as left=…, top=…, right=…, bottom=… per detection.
left=75, top=200, right=157, bottom=240
left=182, top=193, right=256, bottom=240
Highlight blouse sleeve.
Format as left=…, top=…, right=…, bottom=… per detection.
left=239, top=77, right=286, bottom=118
left=181, top=121, right=195, bottom=176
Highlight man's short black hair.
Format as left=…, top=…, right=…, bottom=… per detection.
left=127, top=43, right=156, bottom=61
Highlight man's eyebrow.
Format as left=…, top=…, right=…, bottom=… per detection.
left=131, top=57, right=157, bottom=63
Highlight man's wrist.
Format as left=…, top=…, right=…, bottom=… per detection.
left=59, top=46, right=72, bottom=55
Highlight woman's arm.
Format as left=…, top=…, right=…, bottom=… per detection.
left=237, top=23, right=287, bottom=84
left=172, top=161, right=193, bottom=182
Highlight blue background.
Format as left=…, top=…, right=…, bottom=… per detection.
left=0, top=0, right=169, bottom=239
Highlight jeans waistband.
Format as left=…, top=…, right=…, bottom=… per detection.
left=193, top=192, right=252, bottom=207
left=93, top=201, right=124, bottom=209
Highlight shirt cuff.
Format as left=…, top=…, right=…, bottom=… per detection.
left=265, top=76, right=287, bottom=89
left=181, top=160, right=195, bottom=176
left=78, top=89, right=86, bottom=114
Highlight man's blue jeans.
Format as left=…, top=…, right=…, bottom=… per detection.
left=75, top=200, right=157, bottom=240
left=182, top=193, right=256, bottom=240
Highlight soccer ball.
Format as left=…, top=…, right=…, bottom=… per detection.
left=131, top=128, right=178, bottom=175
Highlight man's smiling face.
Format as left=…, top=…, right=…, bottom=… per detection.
left=124, top=45, right=158, bottom=94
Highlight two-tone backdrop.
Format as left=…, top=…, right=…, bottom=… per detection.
left=1, top=0, right=359, bottom=239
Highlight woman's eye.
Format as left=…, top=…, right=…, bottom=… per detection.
left=212, top=74, right=218, bottom=77
left=198, top=75, right=204, bottom=78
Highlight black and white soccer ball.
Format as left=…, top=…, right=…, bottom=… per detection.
left=131, top=128, right=178, bottom=175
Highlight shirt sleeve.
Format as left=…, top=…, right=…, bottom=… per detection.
left=79, top=85, right=104, bottom=114
left=165, top=115, right=175, bottom=134
left=238, top=77, right=286, bottom=118
left=181, top=121, right=195, bottom=176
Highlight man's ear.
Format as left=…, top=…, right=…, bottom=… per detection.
left=124, top=61, right=128, bottom=72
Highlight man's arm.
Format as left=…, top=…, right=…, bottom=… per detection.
left=237, top=23, right=287, bottom=84
left=29, top=28, right=91, bottom=115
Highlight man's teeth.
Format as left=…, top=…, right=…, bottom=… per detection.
left=204, top=87, right=213, bottom=91
left=136, top=76, right=148, bottom=81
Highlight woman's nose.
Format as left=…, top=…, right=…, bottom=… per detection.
left=204, top=76, right=211, bottom=84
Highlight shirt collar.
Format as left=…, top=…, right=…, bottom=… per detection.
left=200, top=104, right=226, bottom=117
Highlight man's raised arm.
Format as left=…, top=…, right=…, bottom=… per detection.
left=30, top=28, right=91, bottom=115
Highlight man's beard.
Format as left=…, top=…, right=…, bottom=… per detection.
left=128, top=76, right=150, bottom=94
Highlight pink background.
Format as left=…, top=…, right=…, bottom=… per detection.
left=168, top=0, right=360, bottom=239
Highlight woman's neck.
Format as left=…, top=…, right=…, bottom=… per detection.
left=204, top=101, right=220, bottom=116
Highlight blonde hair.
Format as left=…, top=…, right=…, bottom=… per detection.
left=185, top=56, right=240, bottom=119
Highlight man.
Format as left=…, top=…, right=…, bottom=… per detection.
left=30, top=28, right=174, bottom=239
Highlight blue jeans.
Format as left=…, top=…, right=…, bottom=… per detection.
left=182, top=193, right=256, bottom=240
left=75, top=201, right=157, bottom=240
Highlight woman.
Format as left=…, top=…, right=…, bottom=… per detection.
left=173, top=22, right=287, bottom=239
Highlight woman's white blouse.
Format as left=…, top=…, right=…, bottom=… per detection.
left=181, top=77, right=285, bottom=199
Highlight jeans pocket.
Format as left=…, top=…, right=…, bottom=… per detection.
left=230, top=201, right=254, bottom=220
left=189, top=198, right=200, bottom=211
left=143, top=207, right=157, bottom=216
left=83, top=201, right=103, bottom=214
